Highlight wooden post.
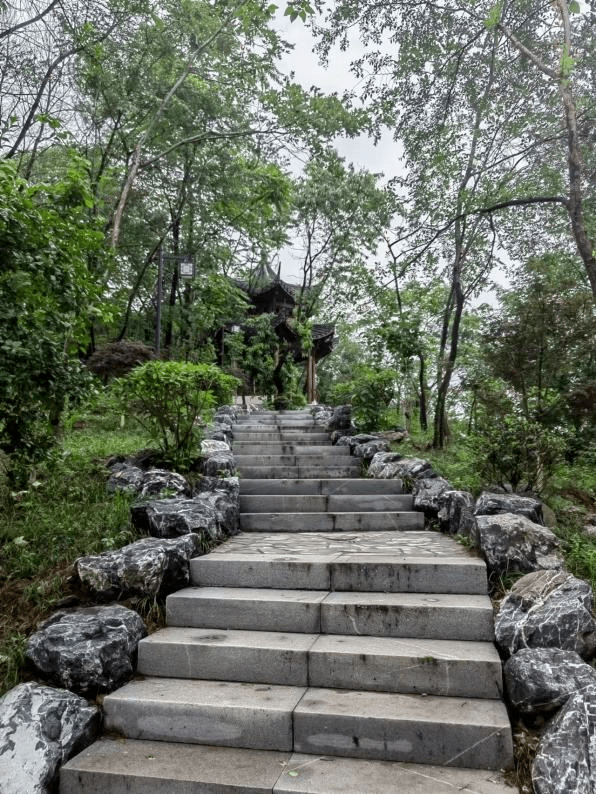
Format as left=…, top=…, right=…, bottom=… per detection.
left=307, top=353, right=316, bottom=403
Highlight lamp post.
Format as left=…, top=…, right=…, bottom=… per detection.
left=154, top=248, right=195, bottom=355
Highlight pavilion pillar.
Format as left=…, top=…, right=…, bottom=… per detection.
left=306, top=353, right=317, bottom=403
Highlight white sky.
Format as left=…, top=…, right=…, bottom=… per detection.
left=273, top=11, right=404, bottom=283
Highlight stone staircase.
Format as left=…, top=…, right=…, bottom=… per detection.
left=61, top=409, right=515, bottom=793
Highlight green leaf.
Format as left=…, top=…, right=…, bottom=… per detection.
left=484, top=1, right=502, bottom=28
left=569, top=0, right=580, bottom=12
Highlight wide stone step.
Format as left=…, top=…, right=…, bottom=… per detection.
left=137, top=627, right=504, bottom=698
left=60, top=739, right=515, bottom=793
left=239, top=478, right=404, bottom=495
left=191, top=531, right=488, bottom=593
left=233, top=443, right=336, bottom=454
left=102, top=677, right=303, bottom=751
left=293, top=687, right=513, bottom=769
left=100, top=678, right=512, bottom=769
left=166, top=587, right=495, bottom=640
left=234, top=420, right=317, bottom=427
left=237, top=465, right=360, bottom=479
left=235, top=454, right=350, bottom=467
left=234, top=446, right=350, bottom=458
left=239, top=511, right=424, bottom=532
left=234, top=422, right=319, bottom=431
left=239, top=494, right=413, bottom=513
left=233, top=432, right=331, bottom=444
left=233, top=428, right=327, bottom=437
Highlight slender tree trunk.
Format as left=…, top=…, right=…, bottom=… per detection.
left=163, top=218, right=181, bottom=353
left=418, top=352, right=428, bottom=432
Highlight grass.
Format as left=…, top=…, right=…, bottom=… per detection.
left=0, top=404, right=153, bottom=696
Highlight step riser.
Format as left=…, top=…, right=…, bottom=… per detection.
left=233, top=434, right=331, bottom=443
left=237, top=467, right=360, bottom=479
left=238, top=479, right=404, bottom=495
left=232, top=425, right=329, bottom=436
left=166, top=591, right=494, bottom=641
left=190, top=557, right=488, bottom=595
left=239, top=512, right=425, bottom=532
left=60, top=741, right=515, bottom=794
left=235, top=455, right=350, bottom=466
left=103, top=680, right=301, bottom=752
left=102, top=681, right=511, bottom=770
left=293, top=692, right=512, bottom=770
left=239, top=495, right=412, bottom=513
left=137, top=630, right=503, bottom=699
left=233, top=443, right=332, bottom=452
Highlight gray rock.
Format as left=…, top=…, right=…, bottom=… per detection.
left=437, top=490, right=476, bottom=536
left=201, top=439, right=230, bottom=455
left=193, top=476, right=239, bottom=500
left=367, top=451, right=404, bottom=479
left=106, top=463, right=145, bottom=494
left=532, top=686, right=596, bottom=794
left=131, top=489, right=238, bottom=540
left=204, top=427, right=229, bottom=442
left=26, top=605, right=147, bottom=695
left=0, top=682, right=100, bottom=794
left=473, top=513, right=563, bottom=578
left=505, top=648, right=596, bottom=716
left=353, top=439, right=390, bottom=461
left=346, top=434, right=379, bottom=450
left=495, top=570, right=596, bottom=659
left=331, top=429, right=354, bottom=444
left=202, top=450, right=235, bottom=477
left=368, top=454, right=436, bottom=484
left=413, top=477, right=453, bottom=517
left=106, top=464, right=189, bottom=498
left=75, top=534, right=202, bottom=600
left=475, top=491, right=544, bottom=525
left=138, top=469, right=190, bottom=497
left=216, top=406, right=238, bottom=420
left=325, top=405, right=352, bottom=432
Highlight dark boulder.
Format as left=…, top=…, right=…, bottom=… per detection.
left=495, top=570, right=596, bottom=659
left=26, top=605, right=147, bottom=695
left=475, top=491, right=544, bottom=525
left=75, top=534, right=202, bottom=600
left=473, top=513, right=563, bottom=578
left=505, top=647, right=596, bottom=716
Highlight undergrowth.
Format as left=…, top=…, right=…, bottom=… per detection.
left=0, top=404, right=152, bottom=695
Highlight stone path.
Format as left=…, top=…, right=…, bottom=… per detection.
left=61, top=409, right=516, bottom=793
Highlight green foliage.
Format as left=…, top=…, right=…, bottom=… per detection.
left=329, top=368, right=396, bottom=431
left=0, top=157, right=107, bottom=482
left=471, top=414, right=566, bottom=493
left=113, top=361, right=239, bottom=465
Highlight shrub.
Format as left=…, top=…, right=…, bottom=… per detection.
left=472, top=414, right=565, bottom=493
left=329, top=369, right=395, bottom=431
left=113, top=361, right=239, bottom=466
left=87, top=340, right=156, bottom=383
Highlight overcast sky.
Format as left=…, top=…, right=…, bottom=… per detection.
left=273, top=12, right=404, bottom=282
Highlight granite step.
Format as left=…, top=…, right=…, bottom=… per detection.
left=100, top=677, right=512, bottom=769
left=237, top=465, right=361, bottom=479
left=232, top=425, right=330, bottom=443
left=233, top=443, right=336, bottom=454
left=190, top=531, right=488, bottom=594
left=166, top=587, right=495, bottom=640
left=239, top=494, right=413, bottom=513
left=239, top=511, right=424, bottom=532
left=238, top=478, right=404, bottom=495
left=137, top=626, right=504, bottom=698
left=60, top=739, right=515, bottom=793
left=234, top=454, right=351, bottom=467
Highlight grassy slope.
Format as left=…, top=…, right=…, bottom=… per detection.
left=0, top=410, right=152, bottom=695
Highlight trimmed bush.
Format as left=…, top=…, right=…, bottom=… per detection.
left=113, top=361, right=239, bottom=467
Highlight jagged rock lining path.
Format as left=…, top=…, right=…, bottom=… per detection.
left=61, top=410, right=516, bottom=793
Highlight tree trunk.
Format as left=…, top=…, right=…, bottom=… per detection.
left=418, top=352, right=428, bottom=432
